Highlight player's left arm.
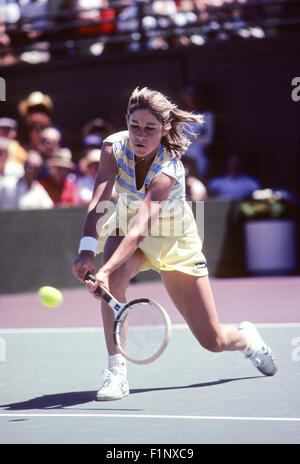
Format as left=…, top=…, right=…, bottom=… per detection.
left=96, top=173, right=176, bottom=281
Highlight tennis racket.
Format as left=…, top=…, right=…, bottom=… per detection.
left=84, top=271, right=171, bottom=365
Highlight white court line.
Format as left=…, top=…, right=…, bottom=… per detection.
left=1, top=322, right=300, bottom=334
left=0, top=413, right=300, bottom=422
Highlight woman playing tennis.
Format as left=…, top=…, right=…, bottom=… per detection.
left=72, top=87, right=277, bottom=401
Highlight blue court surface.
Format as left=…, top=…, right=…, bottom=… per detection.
left=0, top=277, right=299, bottom=445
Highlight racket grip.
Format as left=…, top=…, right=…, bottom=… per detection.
left=84, top=271, right=101, bottom=296
left=84, top=271, right=111, bottom=302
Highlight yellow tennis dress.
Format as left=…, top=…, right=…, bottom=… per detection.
left=97, top=131, right=208, bottom=277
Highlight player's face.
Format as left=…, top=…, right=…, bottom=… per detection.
left=128, top=109, right=167, bottom=159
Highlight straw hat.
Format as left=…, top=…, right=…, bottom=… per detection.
left=47, top=148, right=75, bottom=170
left=18, top=91, right=54, bottom=118
left=79, top=149, right=101, bottom=174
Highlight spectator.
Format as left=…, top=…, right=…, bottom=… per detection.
left=81, top=117, right=113, bottom=141
left=208, top=153, right=261, bottom=200
left=0, top=137, right=24, bottom=179
left=182, top=155, right=207, bottom=201
left=0, top=1, right=21, bottom=25
left=77, top=148, right=100, bottom=204
left=0, top=10, right=19, bottom=66
left=37, top=126, right=62, bottom=179
left=19, top=0, right=49, bottom=31
left=181, top=83, right=215, bottom=179
left=18, top=91, right=53, bottom=151
left=82, top=134, right=103, bottom=156
left=0, top=117, right=27, bottom=166
left=18, top=0, right=51, bottom=64
left=0, top=150, right=53, bottom=210
left=77, top=148, right=118, bottom=204
left=39, top=126, right=62, bottom=160
left=0, top=117, right=18, bottom=140
left=39, top=147, right=78, bottom=206
left=76, top=0, right=116, bottom=36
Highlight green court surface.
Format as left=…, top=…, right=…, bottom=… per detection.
left=0, top=277, right=300, bottom=444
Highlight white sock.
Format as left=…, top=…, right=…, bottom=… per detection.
left=108, top=354, right=127, bottom=378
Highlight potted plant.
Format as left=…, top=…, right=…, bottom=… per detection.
left=239, top=189, right=298, bottom=274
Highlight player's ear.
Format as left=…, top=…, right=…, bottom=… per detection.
left=162, top=123, right=171, bottom=137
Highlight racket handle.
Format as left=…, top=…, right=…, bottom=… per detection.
left=84, top=271, right=113, bottom=303
left=84, top=271, right=101, bottom=296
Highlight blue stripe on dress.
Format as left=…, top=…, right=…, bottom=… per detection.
left=118, top=158, right=135, bottom=177
left=124, top=144, right=134, bottom=161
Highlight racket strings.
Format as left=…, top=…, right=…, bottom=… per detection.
left=118, top=301, right=169, bottom=363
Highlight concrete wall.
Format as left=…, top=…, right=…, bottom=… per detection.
left=0, top=201, right=251, bottom=294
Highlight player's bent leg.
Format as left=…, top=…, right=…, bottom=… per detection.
left=96, top=236, right=146, bottom=401
left=161, top=271, right=247, bottom=352
left=161, top=271, right=278, bottom=375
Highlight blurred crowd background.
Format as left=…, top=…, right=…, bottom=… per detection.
left=1, top=1, right=300, bottom=215
left=0, top=85, right=288, bottom=210
left=0, top=1, right=299, bottom=217
left=0, top=1, right=299, bottom=66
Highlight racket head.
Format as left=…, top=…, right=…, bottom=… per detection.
left=114, top=298, right=171, bottom=365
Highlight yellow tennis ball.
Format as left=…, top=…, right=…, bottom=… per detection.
left=38, top=286, right=63, bottom=308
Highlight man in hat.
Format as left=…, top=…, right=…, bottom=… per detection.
left=18, top=91, right=53, bottom=151
left=39, top=148, right=78, bottom=207
left=39, top=127, right=61, bottom=161
left=19, top=91, right=53, bottom=119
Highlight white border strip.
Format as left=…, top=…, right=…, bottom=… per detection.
left=1, top=322, right=300, bottom=334
left=0, top=413, right=300, bottom=422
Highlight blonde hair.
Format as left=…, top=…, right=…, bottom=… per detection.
left=126, top=87, right=204, bottom=159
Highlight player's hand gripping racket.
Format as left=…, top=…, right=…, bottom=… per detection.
left=84, top=271, right=171, bottom=365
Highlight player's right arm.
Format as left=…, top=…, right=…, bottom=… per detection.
left=72, top=142, right=117, bottom=282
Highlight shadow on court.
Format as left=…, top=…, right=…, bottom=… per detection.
left=0, top=376, right=261, bottom=411
left=130, top=375, right=262, bottom=395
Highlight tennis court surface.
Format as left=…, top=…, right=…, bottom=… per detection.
left=0, top=276, right=300, bottom=445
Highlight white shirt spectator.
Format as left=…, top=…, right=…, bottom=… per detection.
left=77, top=174, right=95, bottom=204
left=1, top=161, right=24, bottom=178
left=0, top=175, right=53, bottom=210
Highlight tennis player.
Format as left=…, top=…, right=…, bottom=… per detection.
left=72, top=87, right=277, bottom=401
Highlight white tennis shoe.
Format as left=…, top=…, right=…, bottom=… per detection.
left=96, top=369, right=129, bottom=401
left=238, top=321, right=278, bottom=376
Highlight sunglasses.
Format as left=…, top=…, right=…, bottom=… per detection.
left=29, top=123, right=48, bottom=132
left=24, top=162, right=41, bottom=170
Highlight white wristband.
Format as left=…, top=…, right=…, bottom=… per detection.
left=78, top=236, right=98, bottom=256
